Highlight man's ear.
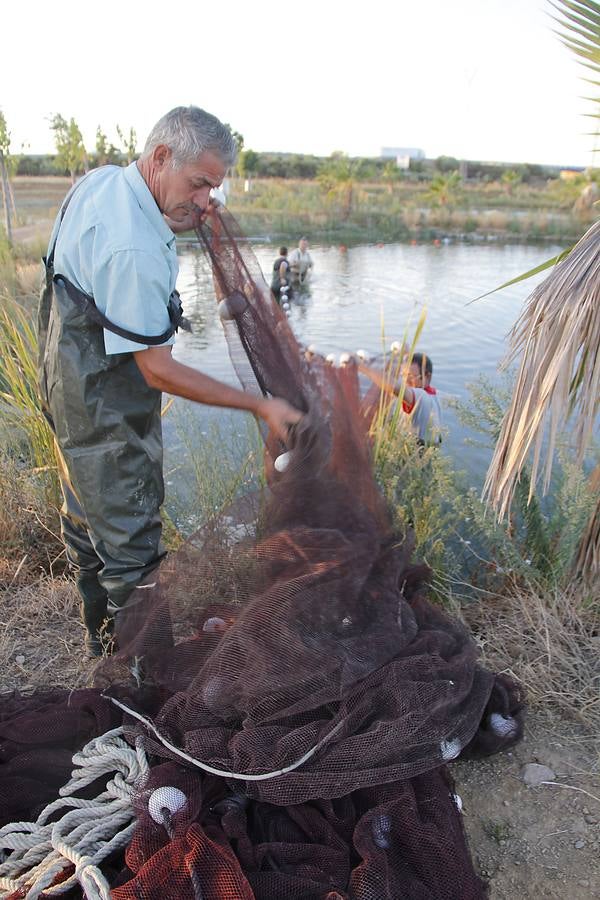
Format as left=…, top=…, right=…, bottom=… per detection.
left=152, top=144, right=171, bottom=170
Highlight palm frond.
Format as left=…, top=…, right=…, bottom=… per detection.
left=552, top=0, right=600, bottom=34
left=483, top=2, right=600, bottom=582
left=552, top=1, right=600, bottom=97
left=483, top=219, right=600, bottom=522
left=468, top=246, right=574, bottom=305
left=552, top=0, right=600, bottom=162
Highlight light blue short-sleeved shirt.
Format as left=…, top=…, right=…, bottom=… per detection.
left=49, top=162, right=179, bottom=355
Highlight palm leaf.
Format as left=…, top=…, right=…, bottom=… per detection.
left=552, top=0, right=600, bottom=34
left=484, top=219, right=600, bottom=522
left=467, top=247, right=574, bottom=305
left=552, top=1, right=600, bottom=102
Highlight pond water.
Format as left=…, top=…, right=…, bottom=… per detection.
left=165, top=240, right=563, bottom=490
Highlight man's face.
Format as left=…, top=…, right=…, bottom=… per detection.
left=404, top=361, right=429, bottom=388
left=299, top=239, right=308, bottom=252
left=152, top=146, right=227, bottom=222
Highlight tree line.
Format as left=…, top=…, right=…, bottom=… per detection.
left=0, top=107, right=576, bottom=242
left=2, top=109, right=560, bottom=183
left=18, top=146, right=556, bottom=184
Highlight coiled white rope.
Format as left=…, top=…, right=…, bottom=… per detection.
left=0, top=727, right=148, bottom=899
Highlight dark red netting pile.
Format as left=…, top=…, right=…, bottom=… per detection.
left=0, top=207, right=524, bottom=899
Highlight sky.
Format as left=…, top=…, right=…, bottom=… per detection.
left=1, top=0, right=596, bottom=168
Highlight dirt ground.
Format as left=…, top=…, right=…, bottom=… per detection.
left=10, top=175, right=70, bottom=246
left=455, top=718, right=600, bottom=899
left=1, top=576, right=598, bottom=899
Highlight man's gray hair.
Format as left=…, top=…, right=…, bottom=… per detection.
left=142, top=106, right=237, bottom=169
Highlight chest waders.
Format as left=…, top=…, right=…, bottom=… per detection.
left=38, top=183, right=187, bottom=655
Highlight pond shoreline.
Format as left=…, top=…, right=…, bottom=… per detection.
left=8, top=175, right=596, bottom=251
left=177, top=229, right=575, bottom=250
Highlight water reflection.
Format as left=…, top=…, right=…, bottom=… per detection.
left=287, top=280, right=312, bottom=321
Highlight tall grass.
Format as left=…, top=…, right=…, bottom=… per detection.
left=0, top=284, right=62, bottom=575
left=0, top=297, right=58, bottom=478
left=0, top=233, right=17, bottom=295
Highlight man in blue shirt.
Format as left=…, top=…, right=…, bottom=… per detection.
left=40, top=106, right=301, bottom=656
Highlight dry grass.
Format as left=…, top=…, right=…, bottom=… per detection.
left=15, top=261, right=42, bottom=297
left=462, top=580, right=600, bottom=732
left=0, top=457, right=64, bottom=588
left=0, top=576, right=93, bottom=695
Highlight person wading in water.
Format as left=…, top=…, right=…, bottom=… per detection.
left=288, top=236, right=314, bottom=285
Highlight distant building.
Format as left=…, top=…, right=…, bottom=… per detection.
left=559, top=168, right=585, bottom=181
left=381, top=147, right=425, bottom=169
left=381, top=147, right=425, bottom=159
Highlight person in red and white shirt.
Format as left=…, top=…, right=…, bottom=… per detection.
left=359, top=351, right=442, bottom=445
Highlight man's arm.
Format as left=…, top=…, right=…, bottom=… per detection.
left=134, top=347, right=302, bottom=441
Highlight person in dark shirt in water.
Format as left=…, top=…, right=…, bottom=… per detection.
left=271, top=246, right=293, bottom=305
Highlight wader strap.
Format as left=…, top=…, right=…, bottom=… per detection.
left=54, top=274, right=189, bottom=345
left=44, top=172, right=190, bottom=344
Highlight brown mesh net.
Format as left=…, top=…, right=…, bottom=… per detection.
left=0, top=207, right=524, bottom=899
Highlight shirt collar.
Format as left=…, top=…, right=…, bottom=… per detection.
left=123, top=161, right=176, bottom=248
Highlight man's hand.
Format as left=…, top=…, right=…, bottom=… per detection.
left=257, top=397, right=303, bottom=443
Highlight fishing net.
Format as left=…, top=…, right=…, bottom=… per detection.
left=0, top=207, right=524, bottom=899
